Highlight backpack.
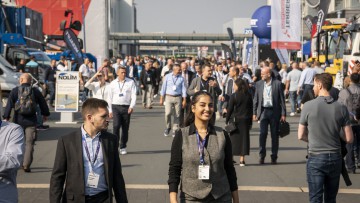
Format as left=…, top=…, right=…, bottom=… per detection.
left=345, top=88, right=360, bottom=123
left=15, top=86, right=37, bottom=116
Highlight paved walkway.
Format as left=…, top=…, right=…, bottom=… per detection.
left=18, top=188, right=360, bottom=203
left=15, top=100, right=360, bottom=202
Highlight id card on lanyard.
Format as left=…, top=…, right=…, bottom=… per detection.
left=83, top=137, right=101, bottom=188
left=200, top=80, right=209, bottom=92
left=147, top=72, right=151, bottom=82
left=118, top=81, right=126, bottom=97
left=196, top=131, right=210, bottom=180
left=172, top=75, right=179, bottom=91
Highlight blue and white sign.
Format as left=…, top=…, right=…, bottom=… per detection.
left=55, top=71, right=79, bottom=112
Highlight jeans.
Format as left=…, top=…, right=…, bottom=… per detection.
left=36, top=105, right=43, bottom=127
left=259, top=108, right=280, bottom=160
left=346, top=125, right=360, bottom=170
left=217, top=100, right=224, bottom=114
left=112, top=105, right=131, bottom=149
left=307, top=153, right=342, bottom=203
left=82, top=87, right=89, bottom=101
left=289, top=91, right=301, bottom=113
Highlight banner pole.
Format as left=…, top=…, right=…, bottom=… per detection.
left=301, top=1, right=304, bottom=62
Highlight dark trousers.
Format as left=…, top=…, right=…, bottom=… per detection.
left=303, top=84, right=314, bottom=97
left=346, top=125, right=360, bottom=170
left=307, top=153, right=342, bottom=203
left=259, top=108, right=280, bottom=160
left=36, top=105, right=43, bottom=127
left=47, top=81, right=55, bottom=104
left=112, top=105, right=131, bottom=149
left=85, top=190, right=109, bottom=203
left=23, top=126, right=36, bottom=168
left=179, top=98, right=191, bottom=127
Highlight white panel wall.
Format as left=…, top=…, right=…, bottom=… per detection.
left=79, top=0, right=109, bottom=65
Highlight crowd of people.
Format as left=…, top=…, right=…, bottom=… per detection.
left=1, top=53, right=360, bottom=203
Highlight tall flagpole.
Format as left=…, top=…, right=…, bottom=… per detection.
left=301, top=0, right=304, bottom=62
left=82, top=0, right=86, bottom=52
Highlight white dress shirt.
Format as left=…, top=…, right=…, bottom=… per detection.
left=84, top=81, right=111, bottom=101
left=161, top=65, right=170, bottom=77
left=108, top=77, right=137, bottom=113
left=79, top=64, right=90, bottom=78
left=263, top=80, right=273, bottom=107
left=57, top=63, right=68, bottom=71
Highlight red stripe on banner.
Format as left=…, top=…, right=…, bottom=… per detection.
left=271, top=42, right=301, bottom=50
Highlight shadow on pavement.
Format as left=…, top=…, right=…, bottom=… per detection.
left=127, top=150, right=171, bottom=155
left=37, top=127, right=78, bottom=141
left=122, top=164, right=141, bottom=168
left=250, top=147, right=307, bottom=151
left=24, top=167, right=53, bottom=173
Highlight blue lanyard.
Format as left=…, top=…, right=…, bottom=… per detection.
left=83, top=137, right=101, bottom=166
left=196, top=131, right=207, bottom=165
left=172, top=75, right=179, bottom=86
left=264, top=83, right=271, bottom=97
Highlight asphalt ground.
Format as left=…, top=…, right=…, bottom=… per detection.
left=15, top=98, right=360, bottom=202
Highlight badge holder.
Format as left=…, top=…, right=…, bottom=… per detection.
left=87, top=171, right=100, bottom=188
left=198, top=164, right=210, bottom=180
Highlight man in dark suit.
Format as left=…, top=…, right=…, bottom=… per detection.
left=125, top=58, right=138, bottom=80
left=253, top=67, right=286, bottom=165
left=179, top=62, right=195, bottom=126
left=50, top=98, right=128, bottom=203
left=140, top=62, right=156, bottom=108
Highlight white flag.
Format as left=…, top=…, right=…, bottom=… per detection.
left=271, top=0, right=301, bottom=50
left=252, top=35, right=259, bottom=73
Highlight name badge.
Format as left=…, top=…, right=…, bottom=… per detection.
left=202, top=90, right=207, bottom=92
left=119, top=93, right=124, bottom=97
left=87, top=172, right=100, bottom=188
left=147, top=77, right=151, bottom=82
left=172, top=86, right=177, bottom=91
left=198, top=165, right=210, bottom=180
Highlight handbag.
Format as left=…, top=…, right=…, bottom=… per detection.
left=225, top=122, right=237, bottom=134
left=279, top=121, right=290, bottom=138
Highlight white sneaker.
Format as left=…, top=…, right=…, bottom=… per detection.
left=164, top=128, right=171, bottom=137
left=290, top=112, right=296, bottom=116
left=120, top=148, right=127, bottom=155
left=216, top=112, right=220, bottom=120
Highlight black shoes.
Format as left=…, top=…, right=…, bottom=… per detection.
left=347, top=169, right=356, bottom=174
left=259, top=158, right=277, bottom=165
left=23, top=167, right=31, bottom=173
left=37, top=125, right=49, bottom=131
